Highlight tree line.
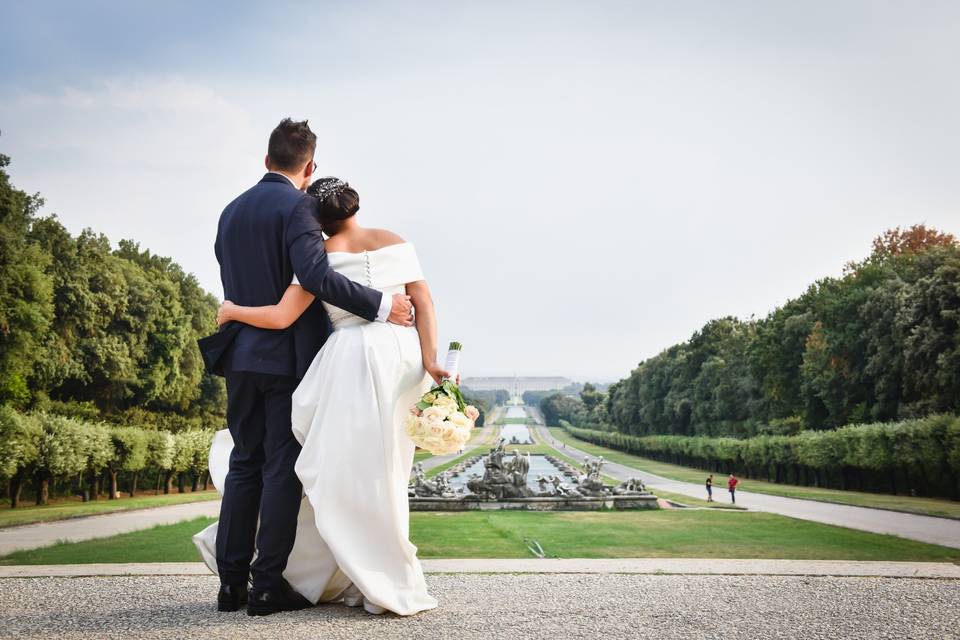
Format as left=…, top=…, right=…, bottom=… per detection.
left=562, top=414, right=960, bottom=499
left=1, top=151, right=224, bottom=505
left=599, top=226, right=959, bottom=438
left=0, top=406, right=214, bottom=507
left=0, top=152, right=224, bottom=422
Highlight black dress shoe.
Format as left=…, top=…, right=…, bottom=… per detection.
left=217, top=583, right=249, bottom=612
left=247, top=579, right=312, bottom=617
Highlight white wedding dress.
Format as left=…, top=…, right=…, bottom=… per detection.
left=194, top=242, right=438, bottom=616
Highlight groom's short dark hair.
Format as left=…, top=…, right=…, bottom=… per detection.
left=267, top=118, right=316, bottom=171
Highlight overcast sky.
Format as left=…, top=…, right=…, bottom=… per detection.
left=1, top=2, right=958, bottom=381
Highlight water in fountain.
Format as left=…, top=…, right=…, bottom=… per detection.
left=500, top=406, right=533, bottom=444
left=447, top=454, right=566, bottom=492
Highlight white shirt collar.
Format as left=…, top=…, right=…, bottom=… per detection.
left=268, top=171, right=302, bottom=190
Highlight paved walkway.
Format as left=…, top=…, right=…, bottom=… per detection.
left=0, top=501, right=221, bottom=556
left=3, top=558, right=958, bottom=579
left=1, top=572, right=956, bottom=639
left=536, top=425, right=960, bottom=549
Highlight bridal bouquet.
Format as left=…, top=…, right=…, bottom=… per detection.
left=404, top=342, right=479, bottom=455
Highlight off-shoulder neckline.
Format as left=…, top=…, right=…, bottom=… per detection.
left=326, top=241, right=411, bottom=256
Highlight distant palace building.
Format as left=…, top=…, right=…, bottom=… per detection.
left=462, top=376, right=574, bottom=394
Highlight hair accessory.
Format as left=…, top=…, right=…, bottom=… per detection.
left=308, top=176, right=349, bottom=205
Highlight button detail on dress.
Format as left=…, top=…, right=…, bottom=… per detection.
left=363, top=251, right=373, bottom=286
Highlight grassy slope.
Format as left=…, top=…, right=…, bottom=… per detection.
left=548, top=427, right=960, bottom=520
left=3, top=510, right=957, bottom=565
left=0, top=491, right=220, bottom=529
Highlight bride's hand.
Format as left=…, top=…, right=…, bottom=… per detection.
left=424, top=362, right=451, bottom=386
left=217, top=300, right=237, bottom=327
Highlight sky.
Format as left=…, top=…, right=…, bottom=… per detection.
left=1, top=1, right=958, bottom=381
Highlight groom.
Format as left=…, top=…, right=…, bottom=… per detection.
left=211, top=118, right=413, bottom=616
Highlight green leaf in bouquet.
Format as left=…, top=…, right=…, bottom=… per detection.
left=440, top=379, right=467, bottom=412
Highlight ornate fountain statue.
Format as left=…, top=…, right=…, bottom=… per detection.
left=613, top=477, right=647, bottom=494
left=466, top=439, right=533, bottom=499
left=549, top=474, right=580, bottom=496
left=408, top=438, right=654, bottom=509
left=410, top=462, right=457, bottom=498
left=537, top=475, right=550, bottom=494
left=576, top=455, right=609, bottom=496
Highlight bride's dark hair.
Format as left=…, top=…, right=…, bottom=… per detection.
left=307, top=177, right=359, bottom=232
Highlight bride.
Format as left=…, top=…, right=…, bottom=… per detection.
left=194, top=176, right=445, bottom=616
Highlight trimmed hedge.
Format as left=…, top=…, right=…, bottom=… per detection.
left=0, top=406, right=214, bottom=507
left=561, top=414, right=960, bottom=499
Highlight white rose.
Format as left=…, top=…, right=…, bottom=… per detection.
left=422, top=406, right=449, bottom=424
left=464, top=405, right=480, bottom=422
left=415, top=421, right=430, bottom=439
left=434, top=395, right=457, bottom=411
left=441, top=423, right=459, bottom=442
left=448, top=411, right=471, bottom=429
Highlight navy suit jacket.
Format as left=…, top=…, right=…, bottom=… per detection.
left=214, top=173, right=383, bottom=378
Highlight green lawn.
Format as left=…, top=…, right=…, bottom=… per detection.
left=0, top=491, right=220, bottom=529
left=413, top=449, right=433, bottom=463
left=0, top=517, right=214, bottom=565
left=3, top=510, right=957, bottom=565
left=547, top=427, right=960, bottom=520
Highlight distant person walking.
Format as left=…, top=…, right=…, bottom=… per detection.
left=728, top=474, right=739, bottom=504
left=705, top=474, right=714, bottom=502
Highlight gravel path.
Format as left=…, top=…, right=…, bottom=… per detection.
left=535, top=425, right=960, bottom=549
left=0, top=574, right=956, bottom=639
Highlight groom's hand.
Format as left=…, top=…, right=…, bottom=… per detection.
left=387, top=294, right=414, bottom=326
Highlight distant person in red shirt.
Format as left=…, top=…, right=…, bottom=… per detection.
left=728, top=474, right=739, bottom=504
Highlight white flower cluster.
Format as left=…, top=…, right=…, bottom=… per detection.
left=405, top=391, right=479, bottom=455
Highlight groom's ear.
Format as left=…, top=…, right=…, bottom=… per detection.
left=299, top=159, right=314, bottom=186
left=264, top=154, right=272, bottom=171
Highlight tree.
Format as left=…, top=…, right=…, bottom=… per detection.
left=898, top=249, right=960, bottom=416
left=34, top=414, right=88, bottom=505
left=868, top=224, right=957, bottom=262
left=186, top=430, right=214, bottom=491
left=106, top=426, right=149, bottom=498
left=0, top=406, right=40, bottom=507
left=147, top=430, right=177, bottom=494
left=539, top=393, right=586, bottom=426
left=0, top=154, right=54, bottom=406
left=172, top=430, right=213, bottom=493
left=80, top=422, right=113, bottom=501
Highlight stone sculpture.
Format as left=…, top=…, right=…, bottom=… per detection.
left=409, top=441, right=650, bottom=504
left=466, top=438, right=533, bottom=499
